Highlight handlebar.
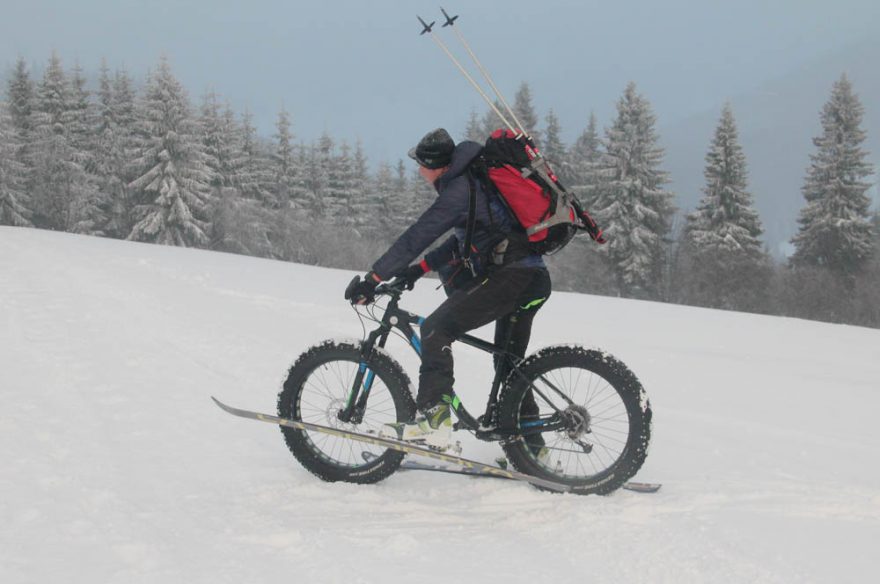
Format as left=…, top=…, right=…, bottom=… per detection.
left=375, top=276, right=409, bottom=296
left=344, top=275, right=409, bottom=304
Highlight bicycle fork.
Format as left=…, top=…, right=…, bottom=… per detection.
left=337, top=328, right=390, bottom=425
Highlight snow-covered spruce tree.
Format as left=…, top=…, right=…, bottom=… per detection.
left=378, top=159, right=412, bottom=241
left=480, top=99, right=507, bottom=137
left=681, top=104, right=769, bottom=310
left=513, top=82, right=541, bottom=145
left=348, top=140, right=379, bottom=238
left=790, top=74, right=874, bottom=278
left=5, top=57, right=36, bottom=199
left=593, top=82, right=676, bottom=299
left=66, top=62, right=104, bottom=235
left=128, top=57, right=211, bottom=247
left=465, top=109, right=484, bottom=142
left=199, top=93, right=244, bottom=192
left=0, top=101, right=31, bottom=226
left=568, top=112, right=602, bottom=206
left=96, top=65, right=138, bottom=238
left=30, top=53, right=99, bottom=232
left=239, top=109, right=274, bottom=207
left=200, top=92, right=242, bottom=251
left=324, top=140, right=357, bottom=226
left=271, top=107, right=304, bottom=212
left=542, top=109, right=568, bottom=181
left=306, top=132, right=334, bottom=218
left=95, top=63, right=122, bottom=235
left=545, top=112, right=612, bottom=295
left=210, top=102, right=275, bottom=257
left=371, top=160, right=396, bottom=241
left=6, top=58, right=35, bottom=140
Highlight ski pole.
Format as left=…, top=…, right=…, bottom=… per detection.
left=439, top=8, right=530, bottom=139
left=417, top=16, right=518, bottom=135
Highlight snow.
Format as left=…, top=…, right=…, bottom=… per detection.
left=1, top=226, right=878, bottom=583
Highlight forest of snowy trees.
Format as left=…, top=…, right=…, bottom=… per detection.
left=2, top=54, right=878, bottom=328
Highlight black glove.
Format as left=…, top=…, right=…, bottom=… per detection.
left=579, top=210, right=606, bottom=244
left=345, top=272, right=380, bottom=305
left=400, top=262, right=428, bottom=290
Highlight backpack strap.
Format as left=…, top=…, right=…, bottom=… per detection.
left=461, top=173, right=478, bottom=276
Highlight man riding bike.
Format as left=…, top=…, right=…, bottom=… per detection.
left=346, top=128, right=551, bottom=452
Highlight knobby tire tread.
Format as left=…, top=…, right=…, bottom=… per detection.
left=277, top=341, right=416, bottom=484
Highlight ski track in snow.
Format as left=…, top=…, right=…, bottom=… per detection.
left=1, top=227, right=878, bottom=584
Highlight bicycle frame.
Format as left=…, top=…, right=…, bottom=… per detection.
left=337, top=279, right=571, bottom=442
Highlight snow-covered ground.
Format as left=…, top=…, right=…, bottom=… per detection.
left=1, top=226, right=878, bottom=584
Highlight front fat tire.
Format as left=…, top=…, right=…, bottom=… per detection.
left=497, top=345, right=652, bottom=495
left=277, top=340, right=416, bottom=484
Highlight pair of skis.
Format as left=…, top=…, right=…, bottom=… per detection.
left=212, top=398, right=661, bottom=494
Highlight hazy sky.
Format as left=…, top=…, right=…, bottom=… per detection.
left=2, top=0, right=878, bottom=164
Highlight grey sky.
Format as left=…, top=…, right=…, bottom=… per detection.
left=2, top=0, right=878, bottom=164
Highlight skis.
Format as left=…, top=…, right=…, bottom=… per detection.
left=362, top=452, right=662, bottom=494
left=214, top=397, right=660, bottom=495
left=212, top=397, right=570, bottom=493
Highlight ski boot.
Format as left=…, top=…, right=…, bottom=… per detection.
left=380, top=403, right=452, bottom=450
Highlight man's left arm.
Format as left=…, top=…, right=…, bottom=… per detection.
left=371, top=184, right=468, bottom=280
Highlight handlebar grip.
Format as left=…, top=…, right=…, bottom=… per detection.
left=343, top=275, right=361, bottom=300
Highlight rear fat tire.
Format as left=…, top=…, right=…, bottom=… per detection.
left=277, top=340, right=416, bottom=484
left=497, top=345, right=652, bottom=495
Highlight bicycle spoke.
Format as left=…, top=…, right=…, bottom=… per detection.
left=295, top=355, right=404, bottom=469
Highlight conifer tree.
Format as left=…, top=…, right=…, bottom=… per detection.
left=199, top=93, right=244, bottom=192
left=97, top=66, right=138, bottom=238
left=239, top=109, right=273, bottom=206
left=272, top=107, right=302, bottom=211
left=372, top=160, right=396, bottom=240
left=379, top=159, right=411, bottom=241
left=465, top=109, right=484, bottom=142
left=128, top=57, right=211, bottom=247
left=348, top=140, right=377, bottom=236
left=593, top=82, right=675, bottom=298
left=325, top=141, right=357, bottom=226
left=0, top=101, right=30, bottom=226
left=513, top=82, right=541, bottom=145
left=66, top=62, right=104, bottom=234
left=681, top=104, right=768, bottom=309
left=5, top=58, right=36, bottom=196
left=480, top=99, right=507, bottom=137
left=685, top=104, right=763, bottom=257
left=30, top=53, right=98, bottom=232
left=791, top=74, right=874, bottom=277
left=567, top=112, right=602, bottom=205
left=408, top=165, right=437, bottom=223
left=6, top=58, right=35, bottom=140
left=307, top=133, right=334, bottom=218
left=542, top=109, right=567, bottom=179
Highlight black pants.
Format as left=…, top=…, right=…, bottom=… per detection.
left=417, top=267, right=552, bottom=411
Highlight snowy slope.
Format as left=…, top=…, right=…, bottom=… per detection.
left=1, top=227, right=878, bottom=584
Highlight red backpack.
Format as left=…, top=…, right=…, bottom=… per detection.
left=473, top=129, right=579, bottom=255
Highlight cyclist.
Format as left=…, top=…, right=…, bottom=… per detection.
left=347, top=128, right=551, bottom=450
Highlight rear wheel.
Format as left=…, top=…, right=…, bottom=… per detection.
left=497, top=345, right=651, bottom=495
left=277, top=340, right=416, bottom=484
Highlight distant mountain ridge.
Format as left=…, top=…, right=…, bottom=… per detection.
left=662, top=37, right=880, bottom=257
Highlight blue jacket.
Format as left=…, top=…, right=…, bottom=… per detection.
left=372, top=141, right=544, bottom=281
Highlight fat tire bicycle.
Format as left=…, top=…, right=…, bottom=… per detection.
left=276, top=276, right=652, bottom=495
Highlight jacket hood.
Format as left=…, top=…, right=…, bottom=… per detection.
left=436, top=141, right=482, bottom=189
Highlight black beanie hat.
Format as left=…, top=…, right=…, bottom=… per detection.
left=408, top=128, right=455, bottom=169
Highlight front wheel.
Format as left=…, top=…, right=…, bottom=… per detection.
left=277, top=340, right=416, bottom=484
left=496, top=345, right=652, bottom=495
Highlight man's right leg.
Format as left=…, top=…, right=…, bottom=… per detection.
left=493, top=269, right=552, bottom=458
left=382, top=268, right=540, bottom=447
